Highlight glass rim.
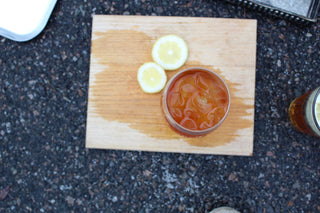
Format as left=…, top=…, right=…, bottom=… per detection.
left=162, top=67, right=231, bottom=135
left=312, top=87, right=320, bottom=131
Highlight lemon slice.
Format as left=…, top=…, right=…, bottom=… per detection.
left=152, top=35, right=188, bottom=70
left=137, top=62, right=167, bottom=93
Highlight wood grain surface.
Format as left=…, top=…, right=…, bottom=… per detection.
left=86, top=15, right=257, bottom=155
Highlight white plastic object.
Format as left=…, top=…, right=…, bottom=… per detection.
left=0, top=0, right=57, bottom=42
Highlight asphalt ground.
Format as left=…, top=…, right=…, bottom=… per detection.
left=0, top=1, right=319, bottom=212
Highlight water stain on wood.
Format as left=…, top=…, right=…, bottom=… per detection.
left=90, top=30, right=253, bottom=148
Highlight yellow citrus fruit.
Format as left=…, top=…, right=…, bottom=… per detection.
left=137, top=62, right=167, bottom=93
left=152, top=35, right=188, bottom=70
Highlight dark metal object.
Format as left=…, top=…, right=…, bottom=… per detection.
left=226, top=0, right=320, bottom=23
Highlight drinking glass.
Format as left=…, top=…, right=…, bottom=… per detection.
left=161, top=67, right=230, bottom=137
left=288, top=86, right=320, bottom=137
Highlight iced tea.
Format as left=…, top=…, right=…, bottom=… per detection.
left=288, top=86, right=320, bottom=137
left=162, top=67, right=230, bottom=137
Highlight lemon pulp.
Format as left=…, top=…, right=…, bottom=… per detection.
left=157, top=41, right=182, bottom=65
left=142, top=67, right=163, bottom=88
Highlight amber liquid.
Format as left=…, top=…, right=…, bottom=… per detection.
left=166, top=70, right=229, bottom=131
left=288, top=91, right=318, bottom=136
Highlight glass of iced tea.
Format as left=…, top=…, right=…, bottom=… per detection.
left=288, top=86, right=320, bottom=137
left=161, top=67, right=230, bottom=137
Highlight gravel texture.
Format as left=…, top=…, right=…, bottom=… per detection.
left=0, top=0, right=319, bottom=212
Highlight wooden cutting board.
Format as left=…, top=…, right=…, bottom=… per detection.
left=86, top=15, right=257, bottom=156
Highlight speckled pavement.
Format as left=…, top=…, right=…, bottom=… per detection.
left=0, top=1, right=319, bottom=212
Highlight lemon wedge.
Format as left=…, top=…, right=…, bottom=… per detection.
left=152, top=35, right=188, bottom=70
left=137, top=62, right=167, bottom=93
